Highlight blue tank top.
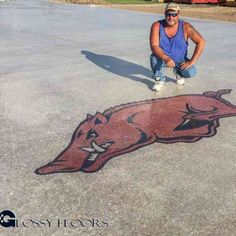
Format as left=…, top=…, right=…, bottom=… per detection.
left=159, top=20, right=188, bottom=63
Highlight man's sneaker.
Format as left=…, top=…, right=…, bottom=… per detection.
left=173, top=69, right=185, bottom=85
left=153, top=80, right=165, bottom=92
left=176, top=77, right=185, bottom=85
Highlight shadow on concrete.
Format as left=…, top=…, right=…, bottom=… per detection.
left=81, top=50, right=159, bottom=90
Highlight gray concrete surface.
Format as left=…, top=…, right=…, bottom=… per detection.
left=0, top=0, right=236, bottom=235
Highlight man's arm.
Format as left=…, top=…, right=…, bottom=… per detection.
left=181, top=22, right=205, bottom=70
left=150, top=22, right=175, bottom=68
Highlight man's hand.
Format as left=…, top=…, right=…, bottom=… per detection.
left=180, top=60, right=194, bottom=70
left=164, top=56, right=175, bottom=68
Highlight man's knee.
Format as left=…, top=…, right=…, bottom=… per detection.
left=181, top=66, right=197, bottom=78
left=150, top=54, right=164, bottom=72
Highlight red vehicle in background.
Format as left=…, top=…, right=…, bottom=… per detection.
left=173, top=0, right=219, bottom=3
left=173, top=0, right=235, bottom=6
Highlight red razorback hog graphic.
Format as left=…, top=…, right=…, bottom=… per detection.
left=35, top=89, right=236, bottom=175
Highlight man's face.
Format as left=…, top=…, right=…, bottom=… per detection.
left=165, top=10, right=179, bottom=26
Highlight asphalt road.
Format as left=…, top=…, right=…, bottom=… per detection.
left=0, top=0, right=236, bottom=235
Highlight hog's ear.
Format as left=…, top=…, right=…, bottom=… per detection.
left=93, top=112, right=108, bottom=125
left=86, top=113, right=93, bottom=121
left=217, top=89, right=232, bottom=96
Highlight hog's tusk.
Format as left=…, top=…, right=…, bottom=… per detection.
left=91, top=141, right=106, bottom=153
left=182, top=119, right=190, bottom=126
left=81, top=147, right=95, bottom=153
left=88, top=153, right=99, bottom=161
left=101, top=141, right=113, bottom=148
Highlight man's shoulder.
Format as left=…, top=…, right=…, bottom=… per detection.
left=152, top=21, right=160, bottom=26
left=151, top=20, right=162, bottom=30
left=183, top=21, right=192, bottom=29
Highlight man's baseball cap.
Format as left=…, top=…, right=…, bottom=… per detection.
left=165, top=3, right=180, bottom=12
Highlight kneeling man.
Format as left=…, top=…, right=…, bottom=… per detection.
left=150, top=3, right=205, bottom=91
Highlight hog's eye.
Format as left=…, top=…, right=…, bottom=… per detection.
left=186, top=104, right=217, bottom=115
left=86, top=129, right=98, bottom=139
left=187, top=104, right=204, bottom=114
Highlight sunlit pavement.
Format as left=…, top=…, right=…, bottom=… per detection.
left=0, top=0, right=236, bottom=235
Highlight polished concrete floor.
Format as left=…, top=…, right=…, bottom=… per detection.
left=0, top=0, right=236, bottom=235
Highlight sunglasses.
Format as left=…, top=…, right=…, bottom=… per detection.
left=165, top=12, right=178, bottom=17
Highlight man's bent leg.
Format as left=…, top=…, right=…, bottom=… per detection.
left=150, top=54, right=165, bottom=81
left=150, top=54, right=166, bottom=91
left=175, top=63, right=197, bottom=78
